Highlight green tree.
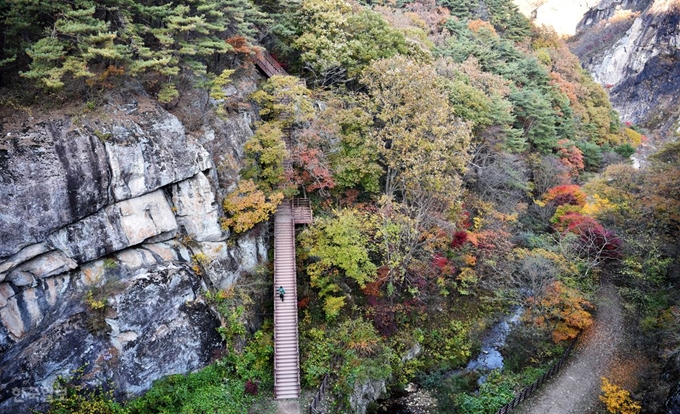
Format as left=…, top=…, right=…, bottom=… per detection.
left=361, top=55, right=471, bottom=199
left=321, top=95, right=382, bottom=193
left=241, top=122, right=288, bottom=192
left=299, top=209, right=377, bottom=319
left=439, top=0, right=477, bottom=20
left=3, top=0, right=268, bottom=96
left=291, top=0, right=419, bottom=84
left=509, top=87, right=558, bottom=153
left=250, top=75, right=315, bottom=127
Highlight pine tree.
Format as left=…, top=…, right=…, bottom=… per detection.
left=4, top=0, right=268, bottom=93
left=509, top=87, right=558, bottom=153
left=439, top=0, right=477, bottom=20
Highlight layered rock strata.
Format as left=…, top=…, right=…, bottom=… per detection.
left=0, top=82, right=266, bottom=411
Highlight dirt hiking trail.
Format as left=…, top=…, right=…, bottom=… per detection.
left=517, top=283, right=624, bottom=414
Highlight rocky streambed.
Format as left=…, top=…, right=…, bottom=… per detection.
left=370, top=307, right=524, bottom=413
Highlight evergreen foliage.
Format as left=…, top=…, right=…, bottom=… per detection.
left=0, top=0, right=269, bottom=94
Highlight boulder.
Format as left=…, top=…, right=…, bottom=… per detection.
left=350, top=378, right=387, bottom=414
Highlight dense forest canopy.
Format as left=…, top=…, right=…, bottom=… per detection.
left=2, top=0, right=678, bottom=413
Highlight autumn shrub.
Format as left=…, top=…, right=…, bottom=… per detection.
left=221, top=179, right=284, bottom=233
left=543, top=185, right=587, bottom=207
left=48, top=380, right=124, bottom=414
left=83, top=277, right=125, bottom=335
left=299, top=317, right=392, bottom=410
left=527, top=280, right=594, bottom=343
left=421, top=319, right=474, bottom=370
left=557, top=214, right=622, bottom=263
left=551, top=204, right=583, bottom=228
left=288, top=121, right=336, bottom=195
left=599, top=377, right=641, bottom=414
left=623, top=127, right=644, bottom=147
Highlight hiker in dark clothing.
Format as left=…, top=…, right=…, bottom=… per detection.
left=278, top=286, right=285, bottom=302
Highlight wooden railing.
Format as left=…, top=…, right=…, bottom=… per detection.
left=254, top=50, right=287, bottom=78
left=494, top=334, right=580, bottom=414
left=309, top=374, right=330, bottom=414
left=292, top=198, right=313, bottom=224
left=308, top=356, right=341, bottom=414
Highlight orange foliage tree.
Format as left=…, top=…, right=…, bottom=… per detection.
left=221, top=180, right=283, bottom=233
left=556, top=139, right=585, bottom=177
left=527, top=280, right=593, bottom=343
left=543, top=184, right=587, bottom=207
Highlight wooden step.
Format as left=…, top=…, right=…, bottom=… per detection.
left=273, top=200, right=305, bottom=400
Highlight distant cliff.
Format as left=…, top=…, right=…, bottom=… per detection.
left=515, top=0, right=679, bottom=140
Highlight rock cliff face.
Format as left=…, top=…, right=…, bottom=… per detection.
left=515, top=0, right=680, bottom=136
left=0, top=79, right=268, bottom=411
left=576, top=0, right=680, bottom=131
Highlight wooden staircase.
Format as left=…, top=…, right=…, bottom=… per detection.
left=257, top=46, right=313, bottom=400
left=273, top=201, right=302, bottom=399
left=254, top=50, right=288, bottom=78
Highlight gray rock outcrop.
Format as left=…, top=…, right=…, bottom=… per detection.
left=0, top=79, right=268, bottom=411
left=350, top=378, right=387, bottom=414
left=583, top=0, right=680, bottom=129
left=0, top=263, right=222, bottom=413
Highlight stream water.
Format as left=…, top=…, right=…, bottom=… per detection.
left=465, top=306, right=524, bottom=384
left=370, top=307, right=524, bottom=413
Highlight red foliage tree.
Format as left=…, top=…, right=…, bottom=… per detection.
left=556, top=139, right=585, bottom=177
left=451, top=230, right=469, bottom=248
left=555, top=212, right=622, bottom=274
left=543, top=184, right=587, bottom=207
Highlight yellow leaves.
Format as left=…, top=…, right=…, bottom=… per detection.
left=582, top=194, right=615, bottom=217
left=600, top=377, right=642, bottom=414
left=624, top=127, right=644, bottom=147
left=361, top=55, right=471, bottom=198
left=322, top=295, right=346, bottom=320
left=456, top=267, right=478, bottom=295
left=209, top=68, right=235, bottom=101
left=349, top=339, right=379, bottom=356
left=85, top=291, right=106, bottom=311
left=467, top=19, right=497, bottom=35
left=217, top=287, right=235, bottom=301
left=221, top=179, right=283, bottom=233
left=463, top=254, right=477, bottom=266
